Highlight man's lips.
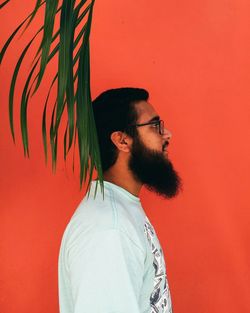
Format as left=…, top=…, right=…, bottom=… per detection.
left=162, top=141, right=169, bottom=152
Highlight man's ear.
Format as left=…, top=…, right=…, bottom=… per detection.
left=110, top=131, right=132, bottom=153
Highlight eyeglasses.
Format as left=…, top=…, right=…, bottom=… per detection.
left=129, top=119, right=165, bottom=135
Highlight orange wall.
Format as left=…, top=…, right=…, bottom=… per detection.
left=0, top=1, right=250, bottom=312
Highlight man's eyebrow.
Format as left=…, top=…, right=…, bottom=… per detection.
left=147, top=115, right=160, bottom=123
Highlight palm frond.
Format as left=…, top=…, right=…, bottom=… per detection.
left=0, top=1, right=45, bottom=64
left=33, top=0, right=59, bottom=91
left=0, top=0, right=10, bottom=9
left=24, top=0, right=42, bottom=31
left=8, top=28, right=43, bottom=142
left=1, top=0, right=104, bottom=194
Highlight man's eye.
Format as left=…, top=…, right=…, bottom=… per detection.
left=151, top=123, right=159, bottom=128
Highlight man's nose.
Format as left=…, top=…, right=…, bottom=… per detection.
left=163, top=127, right=172, bottom=140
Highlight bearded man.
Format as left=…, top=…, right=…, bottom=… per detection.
left=58, top=87, right=182, bottom=313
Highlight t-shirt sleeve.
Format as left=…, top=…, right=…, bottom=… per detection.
left=67, top=228, right=145, bottom=313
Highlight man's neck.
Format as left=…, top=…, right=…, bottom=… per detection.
left=103, top=166, right=142, bottom=197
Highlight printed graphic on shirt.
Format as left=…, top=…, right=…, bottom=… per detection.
left=144, top=217, right=173, bottom=313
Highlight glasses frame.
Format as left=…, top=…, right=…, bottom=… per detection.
left=128, top=119, right=164, bottom=135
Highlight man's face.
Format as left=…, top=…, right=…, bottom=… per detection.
left=128, top=101, right=182, bottom=198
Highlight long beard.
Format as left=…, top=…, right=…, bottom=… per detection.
left=128, top=136, right=182, bottom=199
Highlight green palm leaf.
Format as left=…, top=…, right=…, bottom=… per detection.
left=0, top=0, right=10, bottom=9
left=1, top=0, right=104, bottom=195
left=8, top=28, right=43, bottom=142
left=24, top=0, right=42, bottom=30
left=0, top=1, right=45, bottom=65
left=33, top=0, right=59, bottom=92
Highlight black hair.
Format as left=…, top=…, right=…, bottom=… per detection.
left=92, top=87, right=149, bottom=172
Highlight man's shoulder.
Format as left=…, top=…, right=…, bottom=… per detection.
left=61, top=190, right=146, bottom=251
left=73, top=194, right=140, bottom=229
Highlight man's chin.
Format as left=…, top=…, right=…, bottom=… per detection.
left=144, top=180, right=181, bottom=199
left=129, top=137, right=182, bottom=199
left=130, top=160, right=181, bottom=199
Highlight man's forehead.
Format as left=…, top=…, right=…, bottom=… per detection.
left=134, top=101, right=159, bottom=123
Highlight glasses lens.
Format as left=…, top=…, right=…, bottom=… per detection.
left=159, top=120, right=164, bottom=135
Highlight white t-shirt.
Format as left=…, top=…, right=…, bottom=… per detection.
left=58, top=180, right=173, bottom=313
